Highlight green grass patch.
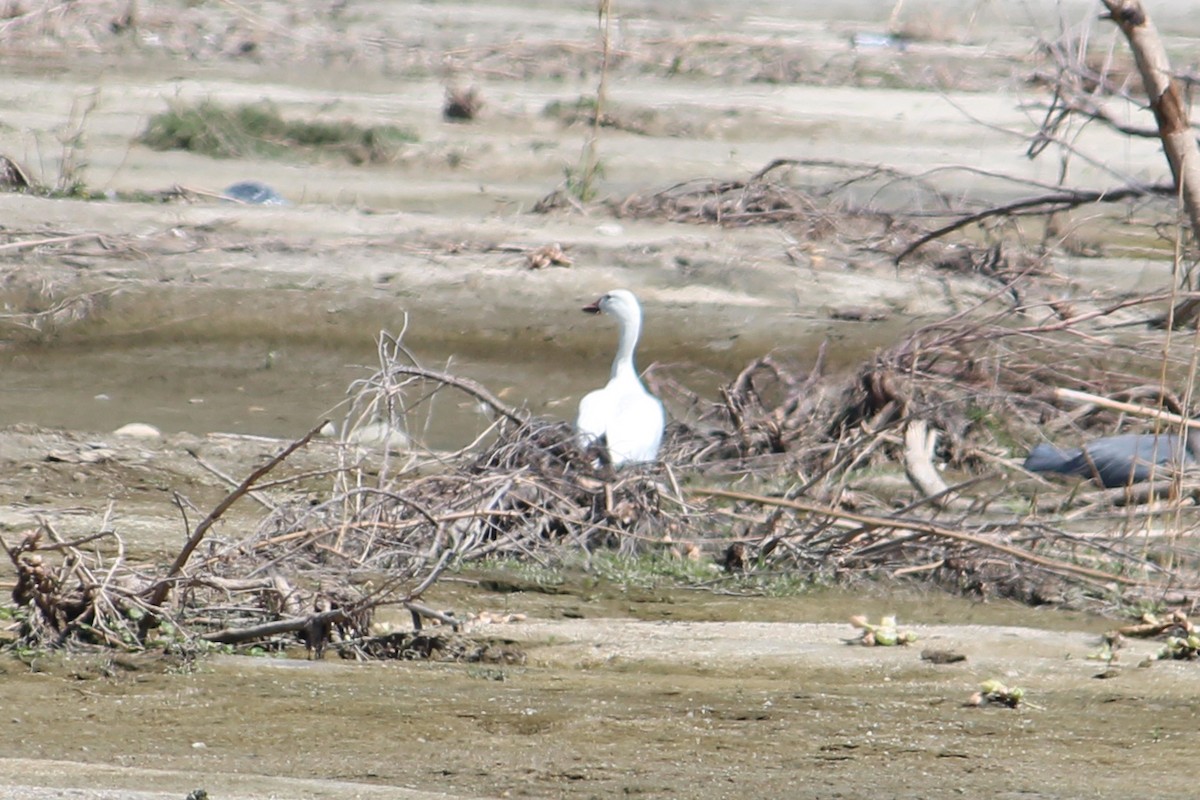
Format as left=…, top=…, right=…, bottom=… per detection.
left=138, top=99, right=418, bottom=164
left=473, top=552, right=817, bottom=598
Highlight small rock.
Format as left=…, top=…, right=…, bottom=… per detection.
left=113, top=423, right=162, bottom=439
left=829, top=306, right=889, bottom=322
left=46, top=448, right=115, bottom=464
left=921, top=648, right=967, bottom=664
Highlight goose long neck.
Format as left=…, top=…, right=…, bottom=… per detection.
left=610, top=307, right=641, bottom=382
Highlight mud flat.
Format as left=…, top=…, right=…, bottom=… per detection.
left=0, top=610, right=1196, bottom=800
left=2, top=1, right=1198, bottom=798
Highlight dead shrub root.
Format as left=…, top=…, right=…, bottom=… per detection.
left=7, top=256, right=1200, bottom=658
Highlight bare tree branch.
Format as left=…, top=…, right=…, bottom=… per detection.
left=1101, top=0, right=1200, bottom=237
left=894, top=182, right=1173, bottom=263
left=142, top=421, right=328, bottom=614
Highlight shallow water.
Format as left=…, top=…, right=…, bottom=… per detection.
left=0, top=297, right=914, bottom=445
left=2, top=1, right=1198, bottom=798
left=0, top=336, right=642, bottom=444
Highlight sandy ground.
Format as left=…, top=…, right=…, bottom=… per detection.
left=3, top=1, right=1200, bottom=798
left=0, top=613, right=1196, bottom=800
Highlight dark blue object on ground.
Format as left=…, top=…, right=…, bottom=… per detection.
left=1024, top=432, right=1200, bottom=488
left=222, top=181, right=286, bottom=205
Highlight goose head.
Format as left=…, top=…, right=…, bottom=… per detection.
left=582, top=289, right=642, bottom=324
left=582, top=289, right=645, bottom=382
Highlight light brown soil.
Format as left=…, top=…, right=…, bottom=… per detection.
left=0, top=611, right=1195, bottom=800
left=3, top=1, right=1200, bottom=798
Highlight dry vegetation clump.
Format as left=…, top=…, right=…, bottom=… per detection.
left=614, top=174, right=831, bottom=232
left=605, top=157, right=1178, bottom=283
left=1, top=332, right=690, bottom=658
left=0, top=3, right=1022, bottom=93
left=609, top=159, right=896, bottom=239
left=240, top=331, right=692, bottom=580
left=712, top=297, right=1200, bottom=607
left=602, top=159, right=1069, bottom=276
left=249, top=417, right=679, bottom=578
left=443, top=86, right=484, bottom=122
left=4, top=524, right=153, bottom=651
left=138, top=100, right=417, bottom=165
left=10, top=289, right=1200, bottom=659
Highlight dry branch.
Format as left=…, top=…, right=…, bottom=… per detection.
left=693, top=487, right=1143, bottom=587
left=1098, top=1, right=1200, bottom=327
left=902, top=419, right=954, bottom=508
left=893, top=183, right=1172, bottom=263
left=1051, top=387, right=1200, bottom=429
left=383, top=364, right=528, bottom=425
left=201, top=608, right=351, bottom=645
left=1101, top=0, right=1200, bottom=237
left=0, top=233, right=107, bottom=254
left=143, top=421, right=327, bottom=613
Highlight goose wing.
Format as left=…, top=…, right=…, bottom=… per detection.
left=603, top=388, right=665, bottom=465
left=576, top=385, right=612, bottom=447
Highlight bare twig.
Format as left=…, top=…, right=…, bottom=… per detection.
left=143, top=421, right=327, bottom=613
left=385, top=364, right=529, bottom=425
left=894, top=183, right=1173, bottom=263
left=692, top=487, right=1145, bottom=586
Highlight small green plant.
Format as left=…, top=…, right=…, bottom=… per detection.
left=966, top=404, right=1021, bottom=452
left=543, top=95, right=599, bottom=123
left=588, top=552, right=711, bottom=587
left=569, top=0, right=611, bottom=202
left=476, top=556, right=568, bottom=589
left=562, top=159, right=606, bottom=203
left=35, top=88, right=102, bottom=197
left=138, top=99, right=418, bottom=164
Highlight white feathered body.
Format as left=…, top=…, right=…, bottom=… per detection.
left=576, top=289, right=665, bottom=466
left=577, top=373, right=665, bottom=465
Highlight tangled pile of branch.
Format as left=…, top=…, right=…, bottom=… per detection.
left=8, top=286, right=1200, bottom=657
left=610, top=159, right=915, bottom=244
left=671, top=288, right=1200, bottom=607
left=0, top=333, right=691, bottom=657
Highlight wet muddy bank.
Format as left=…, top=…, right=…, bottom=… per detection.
left=4, top=1, right=1200, bottom=798
left=1, top=606, right=1196, bottom=800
